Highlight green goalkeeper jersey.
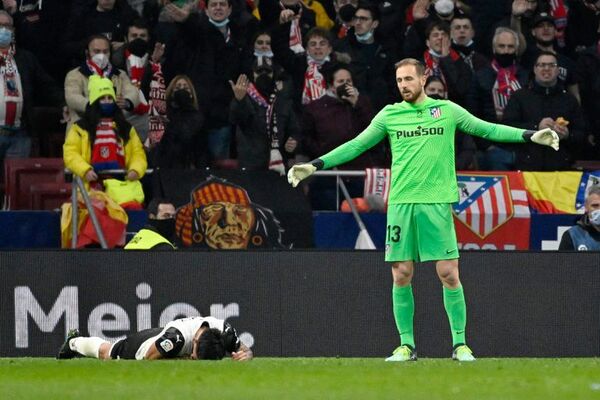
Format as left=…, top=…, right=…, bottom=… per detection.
left=319, top=97, right=526, bottom=204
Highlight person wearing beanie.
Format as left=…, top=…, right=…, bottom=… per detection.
left=63, top=75, right=147, bottom=189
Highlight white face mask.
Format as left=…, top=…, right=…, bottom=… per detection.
left=355, top=30, right=374, bottom=43
left=91, top=53, right=109, bottom=69
left=434, top=0, right=454, bottom=16
left=589, top=209, right=600, bottom=226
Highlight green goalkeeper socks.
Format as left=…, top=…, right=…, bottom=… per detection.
left=392, top=284, right=415, bottom=348
left=443, top=285, right=467, bottom=347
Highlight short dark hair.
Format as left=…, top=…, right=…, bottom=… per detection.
left=127, top=18, right=150, bottom=34
left=536, top=50, right=558, bottom=64
left=147, top=198, right=173, bottom=217
left=425, top=20, right=451, bottom=38
left=206, top=0, right=232, bottom=7
left=304, top=27, right=332, bottom=46
left=323, top=62, right=352, bottom=86
left=356, top=1, right=380, bottom=21
left=196, top=328, right=226, bottom=360
left=86, top=34, right=111, bottom=51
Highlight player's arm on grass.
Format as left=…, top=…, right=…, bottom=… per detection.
left=144, top=327, right=185, bottom=360
left=449, top=102, right=559, bottom=150
left=288, top=110, right=388, bottom=187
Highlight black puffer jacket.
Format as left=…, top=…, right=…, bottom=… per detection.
left=502, top=81, right=585, bottom=171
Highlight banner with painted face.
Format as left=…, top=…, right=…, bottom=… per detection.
left=153, top=170, right=313, bottom=249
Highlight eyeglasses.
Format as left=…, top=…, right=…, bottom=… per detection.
left=535, top=62, right=558, bottom=69
left=352, top=16, right=372, bottom=22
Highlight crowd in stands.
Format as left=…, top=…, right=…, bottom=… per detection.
left=1, top=0, right=600, bottom=210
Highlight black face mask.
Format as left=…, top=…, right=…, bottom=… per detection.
left=151, top=218, right=176, bottom=240
left=171, top=89, right=193, bottom=109
left=255, top=73, right=275, bottom=97
left=338, top=4, right=356, bottom=23
left=536, top=38, right=554, bottom=47
left=427, top=93, right=445, bottom=100
left=522, top=9, right=535, bottom=19
left=286, top=3, right=302, bottom=15
left=494, top=53, right=516, bottom=68
left=128, top=38, right=149, bottom=57
left=452, top=42, right=473, bottom=55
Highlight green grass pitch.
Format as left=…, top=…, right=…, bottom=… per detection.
left=1, top=358, right=599, bottom=399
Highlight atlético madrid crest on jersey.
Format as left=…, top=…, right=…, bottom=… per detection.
left=452, top=175, right=516, bottom=238
left=429, top=106, right=442, bottom=118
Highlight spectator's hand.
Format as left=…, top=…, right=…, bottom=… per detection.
left=412, top=0, right=430, bottom=20
left=440, top=34, right=451, bottom=57
left=61, top=106, right=70, bottom=124
left=538, top=117, right=555, bottom=130
left=116, top=95, right=128, bottom=110
left=342, top=84, right=359, bottom=107
left=288, top=163, right=317, bottom=187
left=2, top=0, right=16, bottom=14
left=164, top=1, right=191, bottom=22
left=530, top=128, right=559, bottom=151
left=284, top=137, right=298, bottom=153
left=151, top=42, right=165, bottom=63
left=229, top=74, right=249, bottom=101
left=231, top=346, right=253, bottom=361
left=126, top=170, right=139, bottom=181
left=84, top=169, right=98, bottom=182
left=588, top=134, right=597, bottom=147
left=279, top=9, right=298, bottom=24
left=512, top=0, right=527, bottom=17
left=553, top=124, right=569, bottom=140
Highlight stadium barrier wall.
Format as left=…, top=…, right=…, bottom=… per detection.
left=1, top=251, right=598, bottom=358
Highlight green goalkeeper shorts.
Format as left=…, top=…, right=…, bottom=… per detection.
left=385, top=203, right=459, bottom=263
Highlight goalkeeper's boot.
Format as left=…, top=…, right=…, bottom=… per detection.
left=385, top=345, right=417, bottom=362
left=57, top=329, right=81, bottom=359
left=452, top=344, right=476, bottom=362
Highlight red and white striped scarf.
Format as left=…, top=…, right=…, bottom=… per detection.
left=423, top=49, right=460, bottom=89
left=0, top=45, right=23, bottom=128
left=301, top=57, right=327, bottom=105
left=91, top=119, right=125, bottom=172
left=364, top=168, right=390, bottom=209
left=145, top=62, right=167, bottom=149
left=282, top=1, right=305, bottom=54
left=491, top=59, right=521, bottom=120
left=85, top=58, right=113, bottom=78
left=247, top=83, right=285, bottom=175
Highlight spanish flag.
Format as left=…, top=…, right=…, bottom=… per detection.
left=522, top=172, right=582, bottom=214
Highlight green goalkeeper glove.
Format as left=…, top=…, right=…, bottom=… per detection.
left=523, top=128, right=560, bottom=151
left=287, top=162, right=321, bottom=187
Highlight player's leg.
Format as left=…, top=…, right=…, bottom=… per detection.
left=416, top=203, right=474, bottom=361
left=385, top=204, right=418, bottom=361
left=57, top=329, right=110, bottom=360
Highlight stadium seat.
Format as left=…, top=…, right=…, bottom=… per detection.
left=29, top=182, right=72, bottom=211
left=4, top=158, right=66, bottom=210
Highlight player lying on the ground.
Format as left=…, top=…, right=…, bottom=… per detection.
left=288, top=58, right=559, bottom=363
left=57, top=316, right=253, bottom=361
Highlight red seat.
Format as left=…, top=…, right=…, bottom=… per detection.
left=29, top=182, right=72, bottom=211
left=4, top=158, right=65, bottom=210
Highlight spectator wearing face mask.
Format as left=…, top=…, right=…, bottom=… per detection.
left=229, top=57, right=300, bottom=174
left=62, top=0, right=139, bottom=67
left=125, top=197, right=177, bottom=249
left=64, top=34, right=140, bottom=131
left=559, top=185, right=600, bottom=251
left=334, top=2, right=396, bottom=111
left=111, top=18, right=167, bottom=144
left=151, top=74, right=206, bottom=169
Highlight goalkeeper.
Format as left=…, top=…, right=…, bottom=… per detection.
left=288, top=58, right=559, bottom=362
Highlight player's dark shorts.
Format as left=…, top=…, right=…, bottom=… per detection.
left=109, top=328, right=163, bottom=360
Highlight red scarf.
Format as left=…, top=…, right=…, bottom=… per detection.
left=247, top=83, right=285, bottom=175
left=145, top=62, right=167, bottom=148
left=549, top=0, right=568, bottom=48
left=302, top=57, right=327, bottom=105
left=491, top=59, right=521, bottom=120
left=282, top=1, right=304, bottom=53
left=423, top=49, right=460, bottom=88
left=91, top=119, right=125, bottom=172
left=85, top=59, right=113, bottom=78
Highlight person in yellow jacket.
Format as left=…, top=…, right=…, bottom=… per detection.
left=125, top=198, right=177, bottom=250
left=63, top=75, right=147, bottom=190
left=252, top=0, right=334, bottom=30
